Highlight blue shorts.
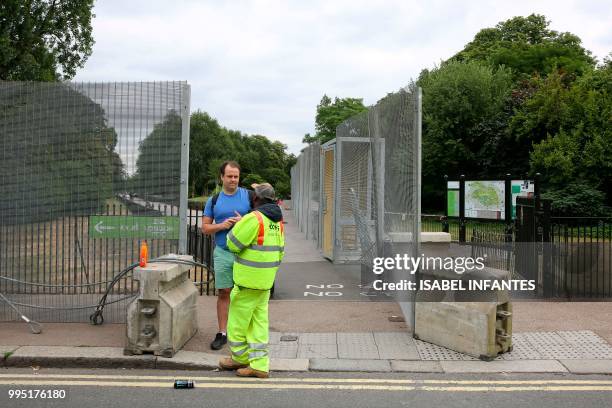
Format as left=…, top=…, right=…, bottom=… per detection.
left=213, top=246, right=235, bottom=289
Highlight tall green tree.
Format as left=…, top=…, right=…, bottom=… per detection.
left=527, top=64, right=612, bottom=214
left=304, top=95, right=368, bottom=144
left=0, top=82, right=122, bottom=222
left=0, top=0, right=95, bottom=81
left=453, top=14, right=595, bottom=79
left=188, top=111, right=295, bottom=199
left=133, top=110, right=182, bottom=202
left=417, top=60, right=514, bottom=210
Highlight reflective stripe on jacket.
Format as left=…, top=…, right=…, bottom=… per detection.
left=226, top=211, right=285, bottom=290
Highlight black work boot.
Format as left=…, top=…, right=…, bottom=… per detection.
left=210, top=332, right=227, bottom=350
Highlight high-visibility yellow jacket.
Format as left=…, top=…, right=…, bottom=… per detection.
left=226, top=210, right=285, bottom=290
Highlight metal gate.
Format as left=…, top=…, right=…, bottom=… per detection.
left=321, top=142, right=335, bottom=260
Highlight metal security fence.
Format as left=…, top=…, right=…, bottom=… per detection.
left=291, top=86, right=422, bottom=268
left=290, top=142, right=320, bottom=245
left=0, top=81, right=191, bottom=323
left=291, top=86, right=422, bottom=327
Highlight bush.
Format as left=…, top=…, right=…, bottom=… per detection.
left=542, top=183, right=610, bottom=217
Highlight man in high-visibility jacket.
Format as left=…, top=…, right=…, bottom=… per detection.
left=219, top=183, right=284, bottom=378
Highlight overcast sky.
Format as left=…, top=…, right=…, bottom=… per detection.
left=74, top=0, right=612, bottom=155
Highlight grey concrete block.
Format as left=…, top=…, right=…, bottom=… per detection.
left=297, top=344, right=338, bottom=359
left=155, top=350, right=218, bottom=370
left=127, top=256, right=198, bottom=357
left=6, top=346, right=155, bottom=368
left=440, top=360, right=568, bottom=373
left=271, top=358, right=309, bottom=371
left=560, top=359, right=612, bottom=374
left=269, top=343, right=298, bottom=359
left=391, top=360, right=444, bottom=372
left=298, top=332, right=337, bottom=345
left=310, top=358, right=391, bottom=372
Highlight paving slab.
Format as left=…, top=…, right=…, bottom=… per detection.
left=6, top=346, right=155, bottom=368
left=415, top=340, right=464, bottom=361
left=155, top=350, right=218, bottom=370
left=373, top=332, right=413, bottom=345
left=440, top=360, right=568, bottom=373
left=377, top=343, right=420, bottom=360
left=269, top=332, right=282, bottom=345
left=298, top=332, right=337, bottom=345
left=391, top=360, right=443, bottom=372
left=337, top=332, right=375, bottom=343
left=297, top=344, right=338, bottom=359
left=337, top=332, right=379, bottom=359
left=310, top=358, right=391, bottom=372
left=499, top=343, right=542, bottom=360
left=560, top=359, right=612, bottom=374
left=270, top=358, right=309, bottom=372
left=269, top=343, right=298, bottom=359
left=522, top=331, right=566, bottom=346
left=556, top=330, right=606, bottom=344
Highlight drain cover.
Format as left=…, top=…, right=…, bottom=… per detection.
left=280, top=335, right=298, bottom=342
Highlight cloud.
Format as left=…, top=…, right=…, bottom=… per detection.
left=76, top=0, right=612, bottom=154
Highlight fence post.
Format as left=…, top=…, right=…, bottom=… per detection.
left=442, top=175, right=449, bottom=233
left=504, top=174, right=513, bottom=272
left=459, top=174, right=466, bottom=243
left=541, top=199, right=553, bottom=297
left=178, top=83, right=191, bottom=255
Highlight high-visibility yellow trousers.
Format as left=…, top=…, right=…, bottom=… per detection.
left=227, top=285, right=270, bottom=372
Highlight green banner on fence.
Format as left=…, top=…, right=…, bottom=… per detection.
left=88, top=216, right=180, bottom=239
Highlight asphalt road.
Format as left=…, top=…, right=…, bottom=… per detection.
left=0, top=368, right=611, bottom=408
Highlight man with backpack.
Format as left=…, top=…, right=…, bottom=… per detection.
left=202, top=161, right=254, bottom=350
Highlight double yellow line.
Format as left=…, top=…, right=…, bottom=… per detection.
left=1, top=374, right=612, bottom=392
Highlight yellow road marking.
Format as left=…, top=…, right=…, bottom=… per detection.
left=1, top=380, right=612, bottom=392
left=1, top=374, right=612, bottom=385
left=0, top=380, right=413, bottom=391
left=422, top=386, right=612, bottom=392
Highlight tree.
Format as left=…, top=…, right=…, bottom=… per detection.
left=453, top=14, right=595, bottom=79
left=0, top=82, right=122, bottom=222
left=187, top=111, right=295, bottom=199
left=527, top=64, right=612, bottom=213
left=417, top=60, right=514, bottom=211
left=132, top=110, right=182, bottom=203
left=307, top=95, right=368, bottom=144
left=188, top=111, right=236, bottom=195
left=0, top=0, right=95, bottom=81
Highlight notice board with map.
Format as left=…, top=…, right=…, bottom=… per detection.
left=465, top=180, right=505, bottom=219
left=446, top=179, right=534, bottom=220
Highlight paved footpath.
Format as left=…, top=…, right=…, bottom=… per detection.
left=2, top=329, right=612, bottom=375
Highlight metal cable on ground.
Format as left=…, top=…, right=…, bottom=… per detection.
left=0, top=257, right=214, bottom=328
left=0, top=292, right=42, bottom=334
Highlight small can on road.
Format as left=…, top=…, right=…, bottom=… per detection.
left=174, top=380, right=195, bottom=389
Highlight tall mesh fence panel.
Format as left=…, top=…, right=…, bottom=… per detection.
left=0, top=81, right=190, bottom=323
